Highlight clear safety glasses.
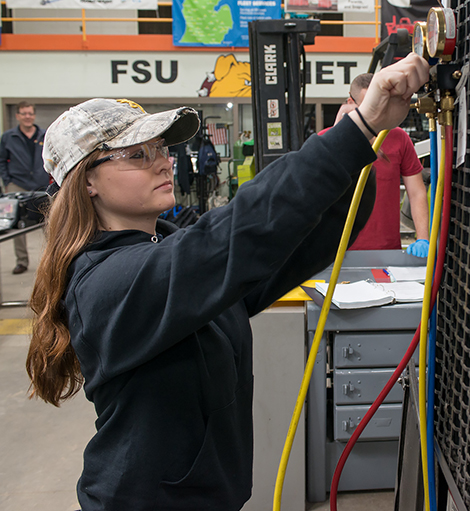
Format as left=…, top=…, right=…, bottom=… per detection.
left=91, top=139, right=169, bottom=170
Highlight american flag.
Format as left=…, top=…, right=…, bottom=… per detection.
left=207, top=124, right=228, bottom=146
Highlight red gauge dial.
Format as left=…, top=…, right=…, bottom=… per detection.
left=426, top=7, right=456, bottom=59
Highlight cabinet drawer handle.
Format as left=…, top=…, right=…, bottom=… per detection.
left=342, top=418, right=355, bottom=431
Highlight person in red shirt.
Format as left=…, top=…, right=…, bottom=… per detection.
left=319, top=73, right=429, bottom=257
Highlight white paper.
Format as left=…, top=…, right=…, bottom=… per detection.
left=316, top=280, right=425, bottom=309
left=316, top=281, right=394, bottom=309
left=379, top=282, right=425, bottom=302
left=387, top=266, right=427, bottom=282
left=338, top=0, right=374, bottom=12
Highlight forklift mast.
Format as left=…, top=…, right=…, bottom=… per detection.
left=248, top=19, right=320, bottom=174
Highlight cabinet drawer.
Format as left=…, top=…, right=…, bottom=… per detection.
left=334, top=404, right=403, bottom=441
left=333, top=331, right=417, bottom=368
left=334, top=369, right=404, bottom=404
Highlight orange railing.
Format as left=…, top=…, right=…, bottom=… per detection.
left=1, top=0, right=381, bottom=44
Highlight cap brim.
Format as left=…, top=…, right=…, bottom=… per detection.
left=104, top=107, right=200, bottom=149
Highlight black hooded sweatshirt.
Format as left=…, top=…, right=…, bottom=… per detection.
left=65, top=116, right=377, bottom=510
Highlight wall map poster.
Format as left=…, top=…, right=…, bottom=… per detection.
left=172, top=0, right=282, bottom=47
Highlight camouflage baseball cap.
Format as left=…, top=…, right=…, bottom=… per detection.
left=43, top=98, right=200, bottom=186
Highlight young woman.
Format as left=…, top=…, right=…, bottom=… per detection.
left=27, top=54, right=428, bottom=511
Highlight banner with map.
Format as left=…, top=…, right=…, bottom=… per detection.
left=6, top=0, right=157, bottom=9
left=173, top=0, right=282, bottom=47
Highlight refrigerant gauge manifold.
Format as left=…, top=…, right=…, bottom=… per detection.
left=413, top=22, right=430, bottom=60
left=426, top=7, right=456, bottom=60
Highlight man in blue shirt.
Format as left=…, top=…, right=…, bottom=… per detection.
left=0, top=101, right=49, bottom=274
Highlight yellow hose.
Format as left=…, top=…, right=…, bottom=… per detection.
left=418, top=134, right=446, bottom=511
left=273, top=130, right=390, bottom=511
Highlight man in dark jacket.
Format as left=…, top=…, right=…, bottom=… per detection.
left=0, top=101, right=49, bottom=274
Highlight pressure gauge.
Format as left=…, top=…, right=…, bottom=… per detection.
left=426, top=7, right=456, bottom=59
left=413, top=22, right=429, bottom=59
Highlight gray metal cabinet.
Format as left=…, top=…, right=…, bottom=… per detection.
left=305, top=250, right=424, bottom=502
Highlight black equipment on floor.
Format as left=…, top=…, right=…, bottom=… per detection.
left=195, top=116, right=221, bottom=215
left=0, top=191, right=48, bottom=232
left=368, top=28, right=412, bottom=73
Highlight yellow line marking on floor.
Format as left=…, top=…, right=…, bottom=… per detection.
left=0, top=318, right=32, bottom=335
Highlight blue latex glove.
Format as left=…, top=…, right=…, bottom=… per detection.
left=406, top=239, right=429, bottom=258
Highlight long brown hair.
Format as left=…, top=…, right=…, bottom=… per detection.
left=27, top=152, right=100, bottom=406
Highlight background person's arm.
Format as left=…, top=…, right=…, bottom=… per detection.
left=0, top=134, right=10, bottom=190
left=403, top=172, right=429, bottom=241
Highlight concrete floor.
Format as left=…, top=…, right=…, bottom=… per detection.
left=0, top=227, right=396, bottom=511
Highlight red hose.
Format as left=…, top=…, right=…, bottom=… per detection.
left=329, top=124, right=453, bottom=511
